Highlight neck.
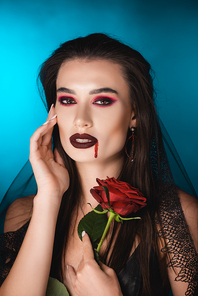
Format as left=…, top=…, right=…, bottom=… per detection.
left=76, top=156, right=124, bottom=213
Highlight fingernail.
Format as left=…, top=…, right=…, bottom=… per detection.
left=49, top=104, right=54, bottom=113
left=49, top=114, right=57, bottom=121
left=43, top=114, right=57, bottom=125
left=82, top=231, right=86, bottom=237
left=43, top=120, right=49, bottom=126
left=66, top=264, right=69, bottom=270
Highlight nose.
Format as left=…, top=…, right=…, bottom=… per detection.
left=73, top=105, right=93, bottom=130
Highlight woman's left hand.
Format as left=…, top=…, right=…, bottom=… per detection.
left=64, top=232, right=123, bottom=296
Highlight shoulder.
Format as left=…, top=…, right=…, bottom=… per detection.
left=177, top=188, right=198, bottom=251
left=4, top=195, right=35, bottom=233
left=177, top=187, right=198, bottom=210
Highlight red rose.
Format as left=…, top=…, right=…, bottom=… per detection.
left=90, top=177, right=147, bottom=216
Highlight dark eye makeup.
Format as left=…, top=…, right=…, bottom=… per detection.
left=58, top=96, right=77, bottom=105
left=57, top=95, right=117, bottom=107
left=92, top=96, right=117, bottom=106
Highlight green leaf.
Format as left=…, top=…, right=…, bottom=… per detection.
left=78, top=204, right=107, bottom=242
left=46, top=277, right=69, bottom=296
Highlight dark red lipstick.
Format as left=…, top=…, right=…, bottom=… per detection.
left=70, top=133, right=98, bottom=149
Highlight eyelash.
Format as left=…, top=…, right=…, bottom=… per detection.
left=57, top=96, right=116, bottom=106
left=58, top=96, right=77, bottom=105
left=92, top=97, right=116, bottom=106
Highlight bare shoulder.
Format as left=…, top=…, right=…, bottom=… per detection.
left=177, top=188, right=198, bottom=211
left=4, top=195, right=35, bottom=233
left=177, top=188, right=198, bottom=251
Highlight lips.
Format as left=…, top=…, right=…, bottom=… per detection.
left=70, top=133, right=98, bottom=149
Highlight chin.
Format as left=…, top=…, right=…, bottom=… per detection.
left=65, top=150, right=98, bottom=163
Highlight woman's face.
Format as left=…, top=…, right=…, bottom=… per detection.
left=55, top=59, right=135, bottom=164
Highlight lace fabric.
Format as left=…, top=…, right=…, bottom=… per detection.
left=0, top=221, right=30, bottom=286
left=156, top=186, right=198, bottom=296
left=150, top=121, right=198, bottom=296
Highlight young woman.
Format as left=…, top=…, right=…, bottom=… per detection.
left=0, top=33, right=197, bottom=296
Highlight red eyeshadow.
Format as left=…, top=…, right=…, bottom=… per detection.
left=57, top=95, right=78, bottom=106
left=92, top=95, right=117, bottom=103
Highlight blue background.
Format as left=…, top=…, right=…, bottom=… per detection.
left=0, top=0, right=198, bottom=202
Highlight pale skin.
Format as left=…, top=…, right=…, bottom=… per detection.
left=1, top=59, right=198, bottom=296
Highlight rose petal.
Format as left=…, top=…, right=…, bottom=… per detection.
left=91, top=177, right=147, bottom=216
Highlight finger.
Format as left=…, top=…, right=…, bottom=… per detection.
left=30, top=124, right=49, bottom=157
left=46, top=104, right=55, bottom=122
left=32, top=104, right=57, bottom=152
left=30, top=106, right=57, bottom=155
left=41, top=103, right=56, bottom=132
left=41, top=105, right=57, bottom=145
left=47, top=138, right=53, bottom=150
left=30, top=105, right=56, bottom=147
left=30, top=120, right=56, bottom=156
left=41, top=118, right=57, bottom=146
left=82, top=232, right=95, bottom=261
left=54, top=148, right=65, bottom=167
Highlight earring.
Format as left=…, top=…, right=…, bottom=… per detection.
left=125, top=127, right=136, bottom=162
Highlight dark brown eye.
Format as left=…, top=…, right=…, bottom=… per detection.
left=93, top=97, right=115, bottom=106
left=58, top=96, right=77, bottom=105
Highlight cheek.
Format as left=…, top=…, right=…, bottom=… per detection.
left=56, top=115, right=71, bottom=147
left=102, top=115, right=129, bottom=148
left=113, top=111, right=129, bottom=134
left=56, top=108, right=73, bottom=130
left=112, top=128, right=128, bottom=149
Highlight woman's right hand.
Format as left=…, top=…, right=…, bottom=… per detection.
left=29, top=104, right=69, bottom=207
left=0, top=105, right=68, bottom=296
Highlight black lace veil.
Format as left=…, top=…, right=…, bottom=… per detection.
left=150, top=119, right=198, bottom=296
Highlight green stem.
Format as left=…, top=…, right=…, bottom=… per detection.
left=96, top=211, right=115, bottom=253
left=120, top=216, right=141, bottom=221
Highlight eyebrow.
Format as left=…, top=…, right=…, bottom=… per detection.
left=89, top=87, right=118, bottom=95
left=57, top=87, right=118, bottom=95
left=57, top=87, right=76, bottom=94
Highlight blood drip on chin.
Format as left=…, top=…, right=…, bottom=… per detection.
left=94, top=142, right=99, bottom=158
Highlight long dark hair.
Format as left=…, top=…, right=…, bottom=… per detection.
left=38, top=33, right=170, bottom=295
